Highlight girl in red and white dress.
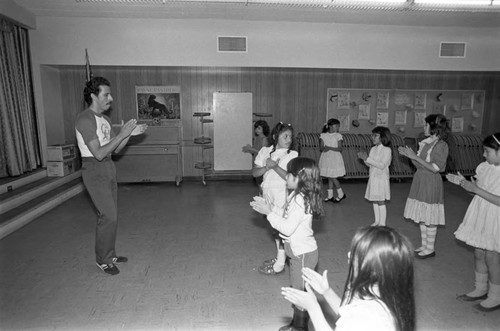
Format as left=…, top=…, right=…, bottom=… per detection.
left=398, top=114, right=450, bottom=259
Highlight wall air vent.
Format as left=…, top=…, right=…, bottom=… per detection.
left=218, top=36, right=247, bottom=53
left=440, top=42, right=466, bottom=58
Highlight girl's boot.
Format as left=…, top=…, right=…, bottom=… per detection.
left=457, top=271, right=488, bottom=301
left=477, top=282, right=500, bottom=312
left=278, top=312, right=294, bottom=331
left=293, top=308, right=310, bottom=331
left=278, top=307, right=309, bottom=331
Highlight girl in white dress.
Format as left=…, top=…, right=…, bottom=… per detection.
left=253, top=122, right=298, bottom=275
left=319, top=118, right=347, bottom=202
left=447, top=133, right=500, bottom=312
left=281, top=226, right=415, bottom=331
left=358, top=126, right=392, bottom=226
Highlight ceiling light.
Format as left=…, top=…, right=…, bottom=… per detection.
left=414, top=0, right=493, bottom=5
left=74, top=0, right=500, bottom=11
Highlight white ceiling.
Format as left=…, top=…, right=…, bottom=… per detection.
left=12, top=0, right=500, bottom=27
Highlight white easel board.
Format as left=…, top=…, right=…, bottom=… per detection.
left=213, top=92, right=253, bottom=171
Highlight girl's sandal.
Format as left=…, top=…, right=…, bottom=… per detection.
left=258, top=263, right=285, bottom=275
left=262, top=257, right=277, bottom=266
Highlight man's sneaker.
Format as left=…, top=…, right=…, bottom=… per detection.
left=112, top=256, right=128, bottom=264
left=96, top=263, right=120, bottom=275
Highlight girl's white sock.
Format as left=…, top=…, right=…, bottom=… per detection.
left=274, top=249, right=286, bottom=271
left=372, top=204, right=380, bottom=226
left=424, top=227, right=437, bottom=253
left=466, top=271, right=488, bottom=298
left=337, top=188, right=344, bottom=198
left=416, top=223, right=427, bottom=252
left=480, top=282, right=500, bottom=309
left=326, top=189, right=333, bottom=200
left=275, top=239, right=281, bottom=251
left=379, top=205, right=387, bottom=226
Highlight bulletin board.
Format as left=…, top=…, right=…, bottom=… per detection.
left=327, top=88, right=485, bottom=137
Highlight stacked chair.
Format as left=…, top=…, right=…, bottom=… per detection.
left=341, top=133, right=370, bottom=178
left=296, top=132, right=483, bottom=179
left=447, top=134, right=485, bottom=176
left=389, top=134, right=415, bottom=178
left=295, top=132, right=321, bottom=163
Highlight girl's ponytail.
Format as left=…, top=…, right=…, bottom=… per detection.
left=322, top=123, right=328, bottom=133
left=483, top=133, right=500, bottom=151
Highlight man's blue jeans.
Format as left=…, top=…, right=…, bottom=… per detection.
left=81, top=157, right=118, bottom=265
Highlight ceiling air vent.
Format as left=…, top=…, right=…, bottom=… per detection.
left=218, top=36, right=247, bottom=53
left=440, top=42, right=466, bottom=58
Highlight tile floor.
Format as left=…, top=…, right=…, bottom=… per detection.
left=1, top=180, right=499, bottom=330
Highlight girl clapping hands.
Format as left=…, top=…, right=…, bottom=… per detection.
left=281, top=226, right=415, bottom=331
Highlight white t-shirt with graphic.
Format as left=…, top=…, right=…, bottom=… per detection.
left=75, top=108, right=115, bottom=157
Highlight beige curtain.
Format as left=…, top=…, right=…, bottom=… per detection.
left=0, top=18, right=41, bottom=178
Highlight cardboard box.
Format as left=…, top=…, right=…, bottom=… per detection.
left=47, top=159, right=78, bottom=177
left=47, top=144, right=76, bottom=161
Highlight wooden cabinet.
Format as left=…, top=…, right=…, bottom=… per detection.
left=113, top=144, right=181, bottom=185
left=112, top=124, right=182, bottom=185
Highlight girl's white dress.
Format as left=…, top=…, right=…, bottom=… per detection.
left=319, top=132, right=346, bottom=178
left=364, top=144, right=392, bottom=201
left=454, top=162, right=500, bottom=253
left=254, top=146, right=298, bottom=208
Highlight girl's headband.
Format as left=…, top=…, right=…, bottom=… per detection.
left=493, top=134, right=500, bottom=145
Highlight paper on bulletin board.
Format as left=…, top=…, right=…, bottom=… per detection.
left=358, top=104, right=370, bottom=120
left=394, top=93, right=410, bottom=106
left=395, top=111, right=407, bottom=126
left=452, top=117, right=464, bottom=132
left=339, top=115, right=350, bottom=132
left=376, top=112, right=389, bottom=126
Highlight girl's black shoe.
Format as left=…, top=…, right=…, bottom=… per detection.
left=332, top=194, right=347, bottom=203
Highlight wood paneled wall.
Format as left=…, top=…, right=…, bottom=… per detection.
left=58, top=66, right=500, bottom=177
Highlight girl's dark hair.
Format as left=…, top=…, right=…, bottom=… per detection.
left=322, top=118, right=340, bottom=133
left=254, top=120, right=270, bottom=137
left=372, top=126, right=392, bottom=147
left=342, top=226, right=415, bottom=331
left=425, top=114, right=450, bottom=141
left=83, top=76, right=110, bottom=106
left=269, top=122, right=295, bottom=156
left=483, top=133, right=500, bottom=151
left=286, top=157, right=323, bottom=217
